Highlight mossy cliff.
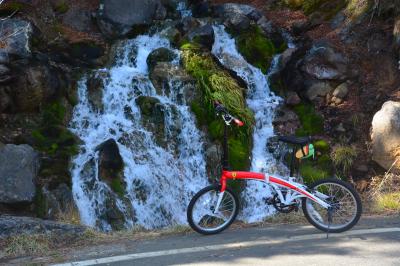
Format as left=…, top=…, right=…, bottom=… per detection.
left=233, top=25, right=285, bottom=74
left=180, top=42, right=254, bottom=171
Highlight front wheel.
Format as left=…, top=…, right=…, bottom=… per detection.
left=187, top=185, right=239, bottom=235
left=302, top=178, right=362, bottom=233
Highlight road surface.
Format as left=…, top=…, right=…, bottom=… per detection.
left=51, top=216, right=400, bottom=266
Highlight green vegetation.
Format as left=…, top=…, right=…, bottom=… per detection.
left=54, top=1, right=69, bottom=13
left=293, top=103, right=324, bottom=136
left=300, top=153, right=332, bottom=184
left=32, top=103, right=78, bottom=157
left=34, top=187, right=46, bottom=218
left=283, top=0, right=347, bottom=18
left=235, top=25, right=283, bottom=74
left=0, top=2, right=27, bottom=16
left=110, top=179, right=125, bottom=198
left=374, top=192, right=400, bottom=212
left=181, top=43, right=254, bottom=170
left=331, top=145, right=357, bottom=176
left=314, top=139, right=330, bottom=153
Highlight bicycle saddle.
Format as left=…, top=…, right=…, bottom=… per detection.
left=278, top=135, right=311, bottom=145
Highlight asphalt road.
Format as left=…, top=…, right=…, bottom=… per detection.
left=53, top=216, right=400, bottom=266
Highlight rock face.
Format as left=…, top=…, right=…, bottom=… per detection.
left=147, top=48, right=176, bottom=71
left=301, top=44, right=349, bottom=81
left=96, top=139, right=124, bottom=180
left=97, top=0, right=164, bottom=38
left=371, top=101, right=400, bottom=173
left=0, top=144, right=39, bottom=204
left=0, top=19, right=32, bottom=60
left=188, top=25, right=215, bottom=50
left=0, top=215, right=86, bottom=238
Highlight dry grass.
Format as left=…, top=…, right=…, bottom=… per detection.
left=366, top=172, right=400, bottom=214
left=5, top=234, right=50, bottom=257
left=56, top=204, right=81, bottom=225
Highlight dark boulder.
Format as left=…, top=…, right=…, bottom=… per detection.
left=95, top=139, right=124, bottom=180
left=0, top=215, right=86, bottom=238
left=0, top=144, right=39, bottom=204
left=188, top=25, right=215, bottom=50
left=97, top=0, right=164, bottom=38
left=147, top=48, right=176, bottom=71
left=0, top=19, right=32, bottom=61
left=86, top=71, right=109, bottom=112
left=301, top=43, right=349, bottom=81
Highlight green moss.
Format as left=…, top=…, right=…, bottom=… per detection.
left=300, top=161, right=330, bottom=184
left=314, top=140, right=330, bottom=153
left=181, top=43, right=254, bottom=171
left=228, top=138, right=250, bottom=170
left=209, top=120, right=224, bottom=139
left=32, top=102, right=78, bottom=157
left=331, top=145, right=357, bottom=176
left=293, top=103, right=324, bottom=136
left=283, top=0, right=347, bottom=18
left=34, top=188, right=46, bottom=218
left=110, top=179, right=125, bottom=198
left=54, top=1, right=69, bottom=13
left=236, top=25, right=278, bottom=74
left=0, top=2, right=27, bottom=16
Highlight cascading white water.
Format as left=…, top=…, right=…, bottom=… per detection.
left=212, top=25, right=289, bottom=223
left=69, top=34, right=208, bottom=230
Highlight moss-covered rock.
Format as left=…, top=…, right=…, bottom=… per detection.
left=181, top=43, right=254, bottom=170
left=235, top=25, right=280, bottom=74
left=146, top=48, right=176, bottom=71
left=292, top=103, right=324, bottom=136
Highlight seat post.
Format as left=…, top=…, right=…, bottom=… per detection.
left=289, top=146, right=296, bottom=177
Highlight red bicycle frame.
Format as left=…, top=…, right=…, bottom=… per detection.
left=215, top=104, right=330, bottom=210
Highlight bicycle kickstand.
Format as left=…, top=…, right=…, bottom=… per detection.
left=326, top=207, right=333, bottom=239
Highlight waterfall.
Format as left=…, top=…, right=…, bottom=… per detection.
left=212, top=25, right=289, bottom=223
left=69, top=34, right=208, bottom=230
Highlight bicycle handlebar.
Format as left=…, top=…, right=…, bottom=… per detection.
left=214, top=101, right=244, bottom=127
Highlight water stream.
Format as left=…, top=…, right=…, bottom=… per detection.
left=69, top=35, right=208, bottom=230
left=212, top=25, right=289, bottom=222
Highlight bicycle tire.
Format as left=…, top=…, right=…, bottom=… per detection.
left=187, top=184, right=239, bottom=235
left=302, top=178, right=362, bottom=233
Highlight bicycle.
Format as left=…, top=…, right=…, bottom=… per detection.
left=187, top=102, right=362, bottom=235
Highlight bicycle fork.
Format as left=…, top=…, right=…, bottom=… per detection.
left=213, top=191, right=225, bottom=214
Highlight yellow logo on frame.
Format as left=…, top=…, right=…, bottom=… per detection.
left=232, top=172, right=237, bottom=179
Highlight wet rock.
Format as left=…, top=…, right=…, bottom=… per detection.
left=205, top=143, right=222, bottom=181
left=273, top=107, right=300, bottom=135
left=192, top=1, right=211, bottom=18
left=13, top=64, right=61, bottom=112
left=147, top=48, right=176, bottom=71
left=371, top=101, right=400, bottom=173
left=0, top=19, right=32, bottom=60
left=257, top=16, right=286, bottom=48
left=136, top=96, right=166, bottom=147
left=0, top=215, right=86, bottom=238
left=154, top=2, right=168, bottom=20
left=0, top=64, right=12, bottom=84
left=96, top=139, right=124, bottom=180
left=279, top=48, right=297, bottom=70
left=86, top=72, right=109, bottom=112
left=301, top=43, right=349, bottom=81
left=333, top=82, right=349, bottom=99
left=179, top=16, right=200, bottom=34
left=188, top=25, right=215, bottom=50
left=285, top=91, right=301, bottom=106
left=305, top=81, right=334, bottom=101
left=213, top=3, right=257, bottom=32
left=0, top=86, right=12, bottom=112
left=40, top=184, right=77, bottom=220
left=149, top=62, right=195, bottom=102
left=0, top=144, right=39, bottom=204
left=97, top=0, right=163, bottom=38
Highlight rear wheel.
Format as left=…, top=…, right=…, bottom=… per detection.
left=302, top=178, right=362, bottom=233
left=187, top=185, right=239, bottom=235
